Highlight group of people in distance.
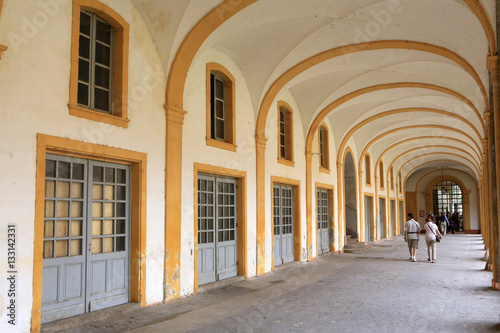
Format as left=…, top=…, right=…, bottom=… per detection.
left=404, top=211, right=450, bottom=263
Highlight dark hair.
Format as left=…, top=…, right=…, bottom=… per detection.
left=407, top=213, right=414, bottom=218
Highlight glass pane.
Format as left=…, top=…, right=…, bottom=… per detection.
left=116, top=203, right=126, bottom=217
left=94, top=65, right=110, bottom=89
left=57, top=201, right=70, bottom=217
left=78, top=59, right=90, bottom=84
left=116, top=220, right=125, bottom=234
left=105, top=185, right=114, bottom=200
left=57, top=181, right=70, bottom=198
left=199, top=232, right=206, bottom=244
left=117, top=186, right=126, bottom=200
left=80, top=11, right=91, bottom=35
left=44, top=220, right=54, bottom=238
left=43, top=241, right=54, bottom=258
left=93, top=166, right=103, bottom=182
left=104, top=237, right=114, bottom=253
left=215, top=79, right=224, bottom=99
left=96, top=19, right=112, bottom=44
left=72, top=182, right=83, bottom=199
left=71, top=220, right=82, bottom=236
left=46, top=160, right=56, bottom=177
left=45, top=180, right=55, bottom=197
left=73, top=163, right=84, bottom=180
left=92, top=220, right=102, bottom=236
left=207, top=232, right=213, bottom=243
left=92, top=202, right=103, bottom=217
left=93, top=184, right=103, bottom=200
left=104, top=202, right=114, bottom=217
left=94, top=87, right=110, bottom=111
left=117, top=169, right=126, bottom=184
left=92, top=238, right=102, bottom=254
left=116, top=236, right=125, bottom=251
left=71, top=239, right=82, bottom=256
left=104, top=219, right=114, bottom=235
left=56, top=240, right=68, bottom=257
left=215, top=119, right=225, bottom=139
left=215, top=100, right=224, bottom=119
left=95, top=43, right=111, bottom=66
left=77, top=82, right=89, bottom=106
left=58, top=162, right=71, bottom=179
left=105, top=168, right=115, bottom=183
left=45, top=200, right=55, bottom=217
left=71, top=201, right=83, bottom=218
left=56, top=220, right=69, bottom=237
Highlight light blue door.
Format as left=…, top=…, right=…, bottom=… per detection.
left=42, top=155, right=130, bottom=323
left=379, top=198, right=385, bottom=239
left=390, top=200, right=395, bottom=238
left=198, top=175, right=237, bottom=285
left=317, top=188, right=330, bottom=254
left=364, top=196, right=371, bottom=242
left=273, top=185, right=294, bottom=266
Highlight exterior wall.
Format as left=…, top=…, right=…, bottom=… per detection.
left=265, top=90, right=307, bottom=270
left=0, top=1, right=167, bottom=330
left=182, top=48, right=257, bottom=293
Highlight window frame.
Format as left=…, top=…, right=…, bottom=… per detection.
left=206, top=63, right=236, bottom=152
left=318, top=123, right=330, bottom=173
left=379, top=161, right=384, bottom=189
left=365, top=154, right=371, bottom=185
left=69, top=0, right=129, bottom=128
left=277, top=101, right=294, bottom=167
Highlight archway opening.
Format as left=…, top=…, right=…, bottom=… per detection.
left=344, top=152, right=358, bottom=239
left=432, top=180, right=463, bottom=231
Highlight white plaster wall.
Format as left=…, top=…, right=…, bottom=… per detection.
left=181, top=48, right=258, bottom=295
left=0, top=1, right=166, bottom=330
left=310, top=119, right=338, bottom=255
left=264, top=90, right=307, bottom=271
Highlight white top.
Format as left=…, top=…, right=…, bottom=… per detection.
left=424, top=222, right=439, bottom=241
left=405, top=219, right=422, bottom=240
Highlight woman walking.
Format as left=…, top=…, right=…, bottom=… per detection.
left=424, top=217, right=442, bottom=263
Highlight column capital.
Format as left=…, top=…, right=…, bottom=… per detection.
left=255, top=134, right=268, bottom=149
left=164, top=105, right=188, bottom=125
left=0, top=44, right=7, bottom=59
left=487, top=55, right=499, bottom=73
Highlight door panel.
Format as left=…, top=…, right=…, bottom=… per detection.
left=41, top=155, right=130, bottom=324
left=379, top=198, right=385, bottom=239
left=317, top=189, right=330, bottom=254
left=197, top=175, right=237, bottom=285
left=273, top=185, right=294, bottom=265
left=365, top=196, right=371, bottom=242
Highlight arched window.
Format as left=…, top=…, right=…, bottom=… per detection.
left=398, top=172, right=402, bottom=193
left=69, top=0, right=129, bottom=127
left=390, top=166, right=394, bottom=190
left=365, top=154, right=371, bottom=185
left=318, top=125, right=329, bottom=171
left=206, top=63, right=236, bottom=151
left=277, top=102, right=294, bottom=166
left=379, top=162, right=384, bottom=189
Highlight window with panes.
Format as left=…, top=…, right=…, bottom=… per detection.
left=211, top=73, right=226, bottom=141
left=78, top=11, right=114, bottom=113
left=319, top=127, right=328, bottom=169
left=279, top=108, right=287, bottom=159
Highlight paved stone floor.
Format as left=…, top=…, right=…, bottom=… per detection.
left=55, top=234, right=500, bottom=332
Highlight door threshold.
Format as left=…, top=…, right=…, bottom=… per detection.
left=41, top=303, right=140, bottom=333
left=274, top=260, right=300, bottom=271
left=198, top=275, right=245, bottom=293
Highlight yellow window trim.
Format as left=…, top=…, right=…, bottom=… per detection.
left=69, top=0, right=129, bottom=127
left=0, top=0, right=7, bottom=59
left=277, top=156, right=295, bottom=167
left=206, top=63, right=236, bottom=150
left=32, top=134, right=147, bottom=332
left=319, top=166, right=330, bottom=174
left=318, top=123, right=330, bottom=171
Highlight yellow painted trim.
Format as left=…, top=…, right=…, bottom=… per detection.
left=379, top=161, right=385, bottom=190
left=271, top=176, right=301, bottom=268
left=277, top=101, right=295, bottom=163
left=206, top=63, right=236, bottom=150
left=315, top=183, right=335, bottom=253
left=193, top=163, right=247, bottom=292
left=258, top=43, right=488, bottom=141
left=166, top=0, right=257, bottom=109
left=0, top=44, right=7, bottom=59
left=319, top=167, right=331, bottom=174
left=69, top=0, right=129, bottom=127
left=31, top=134, right=147, bottom=332
left=463, top=0, right=496, bottom=52
left=164, top=106, right=187, bottom=301
left=0, top=0, right=3, bottom=16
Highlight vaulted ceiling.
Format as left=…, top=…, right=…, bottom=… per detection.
left=132, top=0, right=495, bottom=183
